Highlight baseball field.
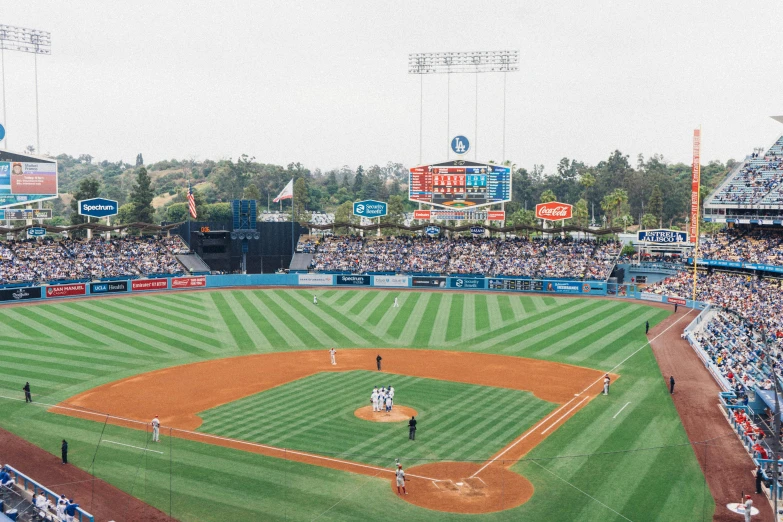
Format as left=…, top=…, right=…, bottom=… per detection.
left=0, top=289, right=713, bottom=520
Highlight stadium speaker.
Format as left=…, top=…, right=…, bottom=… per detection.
left=230, top=232, right=237, bottom=240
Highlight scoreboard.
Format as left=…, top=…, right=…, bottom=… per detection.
left=410, top=160, right=511, bottom=208
left=487, top=279, right=543, bottom=292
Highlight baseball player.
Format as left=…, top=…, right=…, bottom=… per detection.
left=395, top=463, right=408, bottom=495
left=743, top=494, right=753, bottom=522
left=389, top=386, right=395, bottom=406
left=385, top=394, right=393, bottom=412
left=313, top=295, right=318, bottom=305
left=329, top=348, right=337, bottom=365
left=56, top=496, right=67, bottom=521
left=603, top=374, right=610, bottom=395
left=393, top=297, right=399, bottom=308
left=371, top=389, right=380, bottom=412
left=152, top=415, right=160, bottom=442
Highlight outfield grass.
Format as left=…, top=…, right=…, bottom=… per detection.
left=198, top=370, right=556, bottom=467
left=0, top=290, right=713, bottom=520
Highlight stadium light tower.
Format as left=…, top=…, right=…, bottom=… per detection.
left=0, top=24, right=52, bottom=153
left=408, top=50, right=518, bottom=163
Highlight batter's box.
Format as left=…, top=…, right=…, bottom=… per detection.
left=439, top=480, right=459, bottom=491
left=463, top=477, right=486, bottom=490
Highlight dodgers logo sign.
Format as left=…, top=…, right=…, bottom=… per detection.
left=637, top=229, right=688, bottom=243
left=451, top=135, right=470, bottom=155
left=425, top=225, right=440, bottom=236
left=27, top=227, right=46, bottom=238
left=78, top=198, right=119, bottom=218
left=470, top=226, right=485, bottom=235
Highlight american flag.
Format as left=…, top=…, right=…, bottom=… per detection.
left=187, top=183, right=197, bottom=219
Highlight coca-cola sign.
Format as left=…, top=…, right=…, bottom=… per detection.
left=535, top=202, right=573, bottom=221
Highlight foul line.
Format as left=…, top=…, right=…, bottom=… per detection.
left=102, top=440, right=164, bottom=454
left=541, top=397, right=588, bottom=435
left=0, top=395, right=440, bottom=482
left=613, top=402, right=631, bottom=419
left=471, top=308, right=695, bottom=478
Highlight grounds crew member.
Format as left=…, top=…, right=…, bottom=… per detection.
left=23, top=382, right=32, bottom=402
left=408, top=416, right=417, bottom=440
left=61, top=439, right=68, bottom=464
left=376, top=354, right=382, bottom=371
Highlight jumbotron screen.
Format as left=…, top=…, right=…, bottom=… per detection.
left=409, top=160, right=511, bottom=208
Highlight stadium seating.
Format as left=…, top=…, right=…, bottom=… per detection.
left=709, top=136, right=783, bottom=205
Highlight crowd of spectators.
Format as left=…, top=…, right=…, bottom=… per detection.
left=0, top=236, right=185, bottom=285
left=308, top=235, right=620, bottom=279
left=710, top=136, right=783, bottom=205
left=699, top=228, right=783, bottom=265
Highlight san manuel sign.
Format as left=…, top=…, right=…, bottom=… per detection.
left=637, top=229, right=688, bottom=243
left=353, top=200, right=387, bottom=218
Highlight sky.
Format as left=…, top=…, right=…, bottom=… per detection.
left=2, top=1, right=783, bottom=174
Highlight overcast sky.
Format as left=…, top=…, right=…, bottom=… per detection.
left=2, top=1, right=782, bottom=174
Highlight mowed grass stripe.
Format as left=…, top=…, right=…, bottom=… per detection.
left=0, top=342, right=157, bottom=367
left=0, top=350, right=119, bottom=374
left=107, top=298, right=217, bottom=334
left=333, top=290, right=356, bottom=306
left=427, top=293, right=453, bottom=346
left=520, top=296, right=536, bottom=314
left=137, top=294, right=211, bottom=319
left=253, top=291, right=321, bottom=348
left=384, top=292, right=421, bottom=340
left=155, top=293, right=209, bottom=311
left=276, top=291, right=352, bottom=346
left=96, top=300, right=222, bottom=349
left=68, top=302, right=214, bottom=358
left=305, top=294, right=388, bottom=348
left=12, top=307, right=109, bottom=347
left=230, top=292, right=274, bottom=351
left=498, top=294, right=515, bottom=322
left=474, top=293, right=490, bottom=331
left=411, top=293, right=443, bottom=347
left=365, top=292, right=393, bottom=326
left=0, top=310, right=49, bottom=338
left=242, top=292, right=299, bottom=350
left=348, top=291, right=377, bottom=315
left=445, top=294, right=464, bottom=342
left=552, top=305, right=650, bottom=361
left=209, top=292, right=253, bottom=352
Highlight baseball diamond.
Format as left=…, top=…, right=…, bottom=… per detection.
left=0, top=288, right=719, bottom=520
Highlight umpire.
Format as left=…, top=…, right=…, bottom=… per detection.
left=408, top=416, right=417, bottom=440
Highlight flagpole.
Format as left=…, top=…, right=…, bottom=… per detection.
left=291, top=180, right=295, bottom=257
left=187, top=181, right=191, bottom=248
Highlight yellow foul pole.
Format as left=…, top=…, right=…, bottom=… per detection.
left=691, top=128, right=702, bottom=303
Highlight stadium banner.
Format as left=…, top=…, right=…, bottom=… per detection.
left=171, top=276, right=207, bottom=289
left=90, top=281, right=129, bottom=294
left=667, top=296, right=687, bottom=305
left=637, top=229, right=688, bottom=243
left=0, top=159, right=59, bottom=207
left=640, top=291, right=664, bottom=302
left=449, top=277, right=486, bottom=289
left=413, top=210, right=431, bottom=220
left=336, top=275, right=370, bottom=285
left=690, top=129, right=700, bottom=243
left=542, top=280, right=583, bottom=293
left=131, top=279, right=169, bottom=291
left=298, top=274, right=333, bottom=286
left=487, top=210, right=506, bottom=221
left=411, top=276, right=447, bottom=288
left=45, top=284, right=86, bottom=298
left=0, top=286, right=42, bottom=302
left=535, top=202, right=572, bottom=221
left=487, top=278, right=532, bottom=291
left=372, top=275, right=409, bottom=287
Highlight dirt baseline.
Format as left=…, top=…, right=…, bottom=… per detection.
left=57, top=349, right=611, bottom=514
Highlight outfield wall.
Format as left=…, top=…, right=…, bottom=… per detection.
left=0, top=273, right=706, bottom=309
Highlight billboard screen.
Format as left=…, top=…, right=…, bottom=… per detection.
left=0, top=152, right=58, bottom=208
left=409, top=160, right=511, bottom=209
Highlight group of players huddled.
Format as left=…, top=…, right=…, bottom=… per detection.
left=370, top=385, right=394, bottom=413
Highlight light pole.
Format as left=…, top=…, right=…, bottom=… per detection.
left=0, top=24, right=51, bottom=153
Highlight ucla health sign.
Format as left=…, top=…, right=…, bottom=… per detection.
left=353, top=200, right=387, bottom=218
left=638, top=229, right=688, bottom=243
left=78, top=198, right=119, bottom=218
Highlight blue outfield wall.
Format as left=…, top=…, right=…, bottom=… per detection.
left=0, top=273, right=705, bottom=308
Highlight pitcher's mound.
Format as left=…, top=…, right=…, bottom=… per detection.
left=354, top=405, right=417, bottom=422
left=394, top=462, right=533, bottom=513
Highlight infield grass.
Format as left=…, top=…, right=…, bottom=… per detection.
left=0, top=289, right=713, bottom=521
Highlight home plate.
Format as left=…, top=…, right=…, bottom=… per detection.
left=456, top=482, right=464, bottom=486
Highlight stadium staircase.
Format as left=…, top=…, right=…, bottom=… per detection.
left=175, top=252, right=211, bottom=275
left=289, top=253, right=314, bottom=271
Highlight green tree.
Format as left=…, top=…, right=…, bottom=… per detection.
left=243, top=183, right=261, bottom=202
left=129, top=167, right=155, bottom=223
left=641, top=213, right=658, bottom=229
left=647, top=185, right=664, bottom=228
left=203, top=202, right=232, bottom=223
left=574, top=199, right=589, bottom=228
left=325, top=170, right=339, bottom=195
left=70, top=177, right=102, bottom=225
left=116, top=202, right=137, bottom=225
left=600, top=188, right=628, bottom=227
left=293, top=177, right=310, bottom=221
left=539, top=189, right=556, bottom=203
left=579, top=172, right=596, bottom=201
left=333, top=201, right=357, bottom=234
left=381, top=195, right=405, bottom=233
left=166, top=203, right=189, bottom=222
left=352, top=165, right=364, bottom=196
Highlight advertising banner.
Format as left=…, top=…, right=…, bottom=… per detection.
left=535, top=202, right=572, bottom=221
left=90, top=281, right=129, bottom=294
left=0, top=158, right=58, bottom=207
left=373, top=275, right=409, bottom=287
left=668, top=296, right=687, bottom=305
left=45, top=284, right=86, bottom=298
left=171, top=276, right=207, bottom=289
left=298, top=274, right=333, bottom=286
left=449, top=277, right=486, bottom=289
left=0, top=286, right=42, bottom=302
left=640, top=292, right=664, bottom=302
left=637, top=229, right=688, bottom=243
left=78, top=198, right=119, bottom=218
left=336, top=275, right=371, bottom=285
left=131, top=279, right=169, bottom=291
left=411, top=277, right=446, bottom=288
left=413, top=210, right=431, bottom=220
left=0, top=209, right=52, bottom=220
left=353, top=200, right=388, bottom=218
left=690, top=129, right=701, bottom=243
left=487, top=210, right=506, bottom=220
left=543, top=281, right=582, bottom=293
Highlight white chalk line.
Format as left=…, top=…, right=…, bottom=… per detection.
left=0, top=395, right=440, bottom=482
left=470, top=308, right=695, bottom=478
left=102, top=440, right=163, bottom=454
left=613, top=402, right=631, bottom=419
left=541, top=397, right=589, bottom=435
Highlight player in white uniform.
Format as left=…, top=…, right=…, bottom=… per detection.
left=393, top=297, right=399, bottom=308
left=56, top=496, right=67, bottom=522
left=395, top=464, right=407, bottom=495
left=329, top=348, right=337, bottom=365
left=385, top=395, right=392, bottom=412
left=371, top=390, right=379, bottom=412
left=313, top=295, right=318, bottom=305
left=151, top=415, right=160, bottom=442
left=388, top=386, right=395, bottom=406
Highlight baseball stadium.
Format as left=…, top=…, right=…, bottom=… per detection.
left=2, top=5, right=783, bottom=522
